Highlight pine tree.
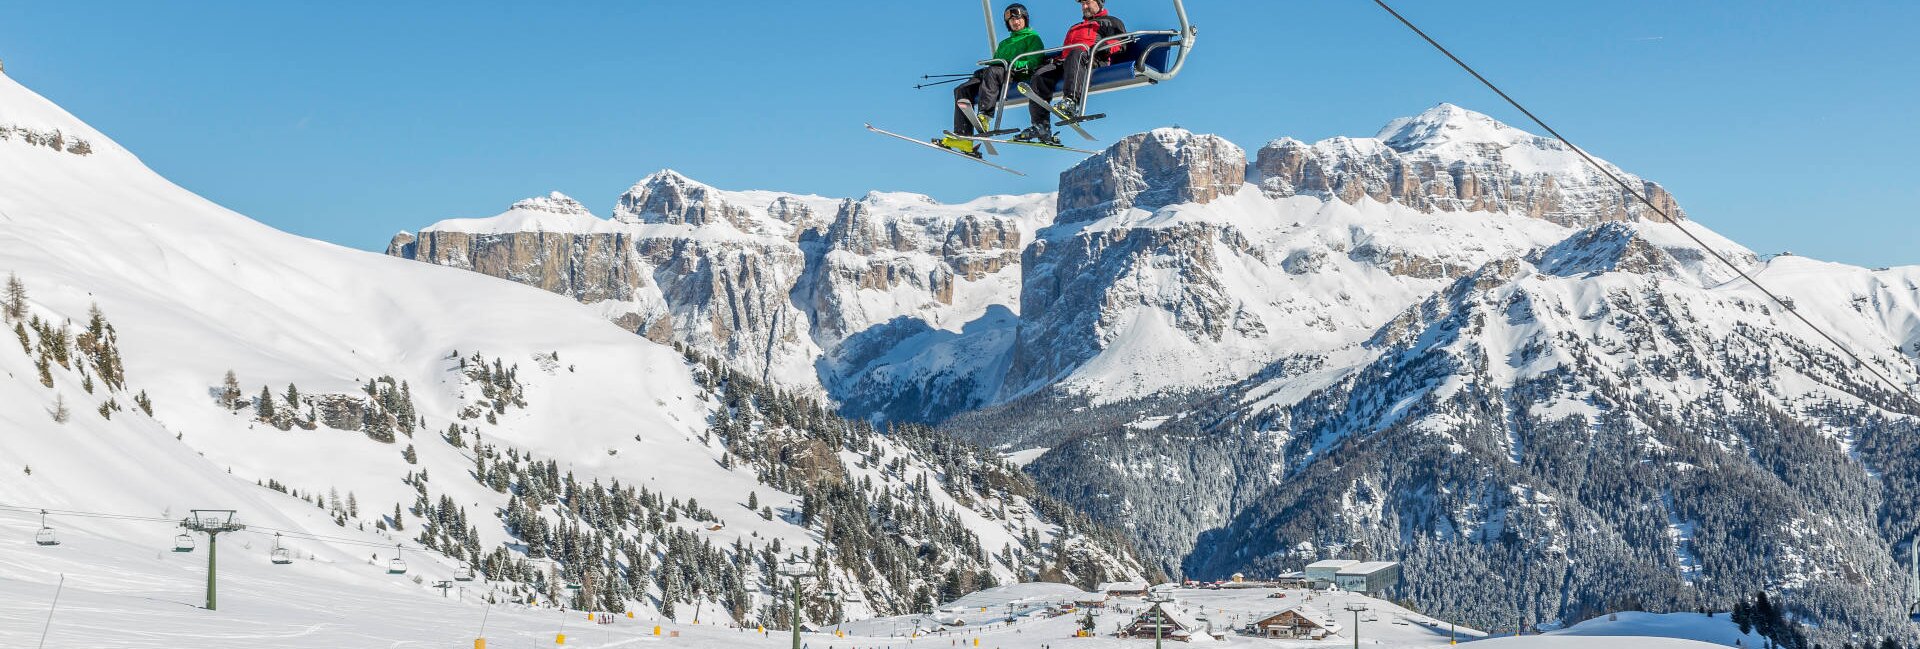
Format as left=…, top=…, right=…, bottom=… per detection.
left=219, top=370, right=242, bottom=409
left=392, top=503, right=405, bottom=531
left=134, top=390, right=153, bottom=415
left=284, top=383, right=300, bottom=406
left=48, top=393, right=69, bottom=423
left=256, top=385, right=276, bottom=421
left=3, top=272, right=26, bottom=321
left=403, top=444, right=418, bottom=464
left=13, top=322, right=27, bottom=354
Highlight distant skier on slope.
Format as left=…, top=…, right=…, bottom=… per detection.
left=935, top=3, right=1047, bottom=158
left=1016, top=0, right=1126, bottom=145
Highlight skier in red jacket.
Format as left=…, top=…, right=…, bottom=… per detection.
left=1016, top=0, right=1126, bottom=145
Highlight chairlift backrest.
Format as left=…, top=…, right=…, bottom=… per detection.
left=982, top=0, right=1196, bottom=113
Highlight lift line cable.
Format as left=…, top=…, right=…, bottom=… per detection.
left=0, top=502, right=425, bottom=553
left=1369, top=0, right=1920, bottom=414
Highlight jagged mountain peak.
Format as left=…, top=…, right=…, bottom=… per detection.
left=1255, top=103, right=1686, bottom=227
left=1376, top=102, right=1532, bottom=151
left=1056, top=127, right=1246, bottom=224
left=507, top=191, right=593, bottom=216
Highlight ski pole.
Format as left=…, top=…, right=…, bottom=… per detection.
left=913, top=78, right=968, bottom=89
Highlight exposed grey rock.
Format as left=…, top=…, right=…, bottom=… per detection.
left=1254, top=104, right=1685, bottom=227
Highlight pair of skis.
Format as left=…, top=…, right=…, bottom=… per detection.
left=867, top=83, right=1104, bottom=176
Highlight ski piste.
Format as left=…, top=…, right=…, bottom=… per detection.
left=957, top=103, right=998, bottom=156
left=942, top=131, right=1098, bottom=155
left=865, top=124, right=1025, bottom=176
left=1016, top=82, right=1097, bottom=141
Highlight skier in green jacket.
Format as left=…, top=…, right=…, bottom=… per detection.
left=938, top=3, right=1046, bottom=157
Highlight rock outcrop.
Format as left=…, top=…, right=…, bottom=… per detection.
left=390, top=174, right=1048, bottom=396
left=1254, top=104, right=1684, bottom=227
left=1057, top=128, right=1246, bottom=223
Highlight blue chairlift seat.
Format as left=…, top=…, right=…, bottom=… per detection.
left=996, top=33, right=1181, bottom=111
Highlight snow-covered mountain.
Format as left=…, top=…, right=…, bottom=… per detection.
left=386, top=99, right=1917, bottom=643
left=390, top=174, right=1051, bottom=421
left=0, top=68, right=1143, bottom=640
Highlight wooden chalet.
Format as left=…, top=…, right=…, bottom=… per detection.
left=1249, top=606, right=1342, bottom=640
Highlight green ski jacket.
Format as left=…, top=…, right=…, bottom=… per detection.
left=993, top=28, right=1046, bottom=77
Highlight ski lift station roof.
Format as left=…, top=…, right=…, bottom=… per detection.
left=1305, top=559, right=1360, bottom=571
left=1336, top=561, right=1402, bottom=576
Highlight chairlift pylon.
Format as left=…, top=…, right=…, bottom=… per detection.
left=387, top=544, right=408, bottom=575
left=34, top=510, right=60, bottom=546
left=270, top=533, right=293, bottom=565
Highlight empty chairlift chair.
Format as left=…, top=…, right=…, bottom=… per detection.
left=270, top=533, right=293, bottom=565
left=387, top=544, right=408, bottom=575
left=173, top=533, right=196, bottom=553
left=454, top=561, right=475, bottom=582
left=34, top=510, right=59, bottom=546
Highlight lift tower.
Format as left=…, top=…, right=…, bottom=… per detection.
left=181, top=510, right=244, bottom=611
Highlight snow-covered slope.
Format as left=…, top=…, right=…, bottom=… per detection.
left=0, top=68, right=1140, bottom=642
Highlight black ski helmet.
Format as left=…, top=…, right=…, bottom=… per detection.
left=1004, top=3, right=1029, bottom=29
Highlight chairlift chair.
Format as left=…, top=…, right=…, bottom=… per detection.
left=173, top=533, right=196, bottom=553
left=976, top=0, right=1197, bottom=134
left=454, top=561, right=476, bottom=582
left=387, top=544, right=408, bottom=575
left=34, top=510, right=59, bottom=546
left=270, top=533, right=293, bottom=565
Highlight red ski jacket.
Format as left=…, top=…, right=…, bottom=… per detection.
left=1060, top=10, right=1127, bottom=62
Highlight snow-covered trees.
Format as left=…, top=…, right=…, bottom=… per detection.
left=3, top=272, right=26, bottom=321
left=255, top=385, right=276, bottom=421
left=48, top=393, right=69, bottom=423
left=219, top=370, right=241, bottom=409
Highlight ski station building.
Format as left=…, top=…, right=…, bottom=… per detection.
left=1334, top=562, right=1402, bottom=595
left=1098, top=580, right=1151, bottom=598
left=1121, top=601, right=1222, bottom=642
left=1302, top=559, right=1402, bottom=595
left=1249, top=606, right=1343, bottom=640
left=1304, top=560, right=1358, bottom=587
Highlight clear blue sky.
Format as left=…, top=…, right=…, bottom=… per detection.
left=3, top=1, right=1915, bottom=266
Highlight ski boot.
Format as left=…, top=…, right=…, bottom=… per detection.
left=974, top=110, right=995, bottom=134
left=1054, top=98, right=1082, bottom=120
left=1012, top=126, right=1060, bottom=147
left=934, top=135, right=982, bottom=159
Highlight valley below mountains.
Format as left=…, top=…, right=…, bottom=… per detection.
left=389, top=104, right=1920, bottom=644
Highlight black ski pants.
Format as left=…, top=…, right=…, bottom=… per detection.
left=1027, top=49, right=1096, bottom=131
left=953, top=65, right=1010, bottom=136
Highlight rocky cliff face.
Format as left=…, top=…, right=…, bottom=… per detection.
left=389, top=172, right=1049, bottom=400
left=1254, top=104, right=1685, bottom=227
